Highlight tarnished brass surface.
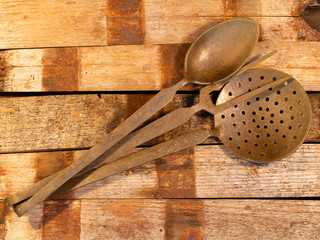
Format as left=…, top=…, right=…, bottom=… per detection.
left=302, top=4, right=320, bottom=32
left=215, top=68, right=312, bottom=163
left=185, top=18, right=259, bottom=84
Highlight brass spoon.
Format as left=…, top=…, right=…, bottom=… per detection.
left=7, top=18, right=261, bottom=216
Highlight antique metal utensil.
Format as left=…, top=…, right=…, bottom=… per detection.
left=9, top=70, right=306, bottom=202
left=5, top=50, right=276, bottom=210
left=11, top=73, right=290, bottom=216
left=301, top=2, right=320, bottom=32
left=7, top=18, right=261, bottom=215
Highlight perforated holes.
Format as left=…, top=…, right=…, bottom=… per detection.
left=265, top=143, right=268, bottom=147
left=259, top=107, right=263, bottom=111
left=291, top=116, right=294, bottom=120
left=257, top=125, right=260, bottom=129
left=229, top=137, right=232, bottom=141
left=270, top=120, right=274, bottom=124
left=266, top=108, right=270, bottom=112
left=237, top=83, right=241, bottom=88
left=231, top=113, right=235, bottom=117
left=244, top=139, right=248, bottom=143
left=271, top=113, right=275, bottom=117
left=237, top=132, right=241, bottom=136
left=247, top=102, right=251, bottom=106
left=248, top=89, right=252, bottom=92
left=252, top=111, right=256, bottom=115
left=290, top=106, right=293, bottom=110
left=280, top=110, right=284, bottom=114
left=242, top=121, right=246, bottom=125
left=228, top=92, right=233, bottom=96
left=285, top=97, right=289, bottom=101
left=256, top=97, right=260, bottom=101
left=221, top=115, right=225, bottom=119
left=248, top=129, right=252, bottom=134
left=234, top=105, right=238, bottom=108
left=260, top=76, right=264, bottom=80
left=252, top=119, right=256, bottom=123
left=266, top=97, right=270, bottom=101
left=268, top=87, right=272, bottom=91
left=254, top=143, right=258, bottom=147
left=282, top=135, right=286, bottom=138
left=273, top=77, right=277, bottom=81
left=277, top=91, right=281, bottom=95
left=267, top=133, right=271, bottom=137
left=273, top=150, right=278, bottom=154
left=274, top=140, right=278, bottom=144
left=275, top=129, right=279, bottom=132
left=261, top=153, right=265, bottom=157
left=289, top=126, right=292, bottom=130
left=293, top=135, right=297, bottom=139
left=261, top=116, right=265, bottom=120
left=280, top=120, right=284, bottom=124
left=249, top=151, right=252, bottom=155
left=285, top=145, right=289, bottom=148
left=233, top=123, right=237, bottom=127
left=275, top=101, right=279, bottom=106
left=293, top=90, right=296, bottom=95
left=256, top=134, right=260, bottom=138
left=248, top=77, right=252, bottom=82
left=264, top=125, right=268, bottom=129
left=237, top=146, right=241, bottom=149
left=242, top=111, right=245, bottom=115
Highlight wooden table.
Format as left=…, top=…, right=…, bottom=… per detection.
left=0, top=0, right=319, bottom=239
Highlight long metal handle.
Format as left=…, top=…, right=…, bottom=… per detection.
left=37, top=128, right=217, bottom=199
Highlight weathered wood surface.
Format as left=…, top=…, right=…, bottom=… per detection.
left=0, top=0, right=319, bottom=49
left=0, top=93, right=317, bottom=153
left=1, top=199, right=320, bottom=240
left=1, top=144, right=319, bottom=200
left=0, top=0, right=319, bottom=239
left=0, top=41, right=319, bottom=92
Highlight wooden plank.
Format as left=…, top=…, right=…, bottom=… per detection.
left=2, top=199, right=320, bottom=239
left=1, top=0, right=318, bottom=49
left=0, top=92, right=317, bottom=153
left=1, top=144, right=320, bottom=200
left=1, top=41, right=319, bottom=92
left=80, top=199, right=166, bottom=239
left=203, top=199, right=320, bottom=239
left=0, top=0, right=108, bottom=49
left=3, top=203, right=43, bottom=240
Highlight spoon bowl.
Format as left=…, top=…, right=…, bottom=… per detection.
left=184, top=18, right=259, bottom=84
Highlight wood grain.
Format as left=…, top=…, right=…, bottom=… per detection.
left=0, top=0, right=108, bottom=49
left=1, top=0, right=318, bottom=49
left=0, top=92, right=317, bottom=153
left=1, top=144, right=319, bottom=200
left=0, top=41, right=319, bottom=92
left=2, top=199, right=320, bottom=239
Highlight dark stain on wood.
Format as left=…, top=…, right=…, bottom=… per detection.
left=156, top=148, right=197, bottom=198
left=307, top=93, right=320, bottom=142
left=126, top=94, right=154, bottom=117
left=43, top=200, right=81, bottom=240
left=165, top=199, right=204, bottom=240
left=35, top=152, right=76, bottom=199
left=301, top=5, right=320, bottom=32
left=160, top=44, right=192, bottom=89
left=107, top=0, right=145, bottom=45
left=222, top=0, right=238, bottom=17
left=42, top=48, right=79, bottom=91
left=0, top=201, right=7, bottom=239
left=0, top=52, right=12, bottom=92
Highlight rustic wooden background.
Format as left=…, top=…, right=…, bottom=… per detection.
left=0, top=0, right=319, bottom=239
